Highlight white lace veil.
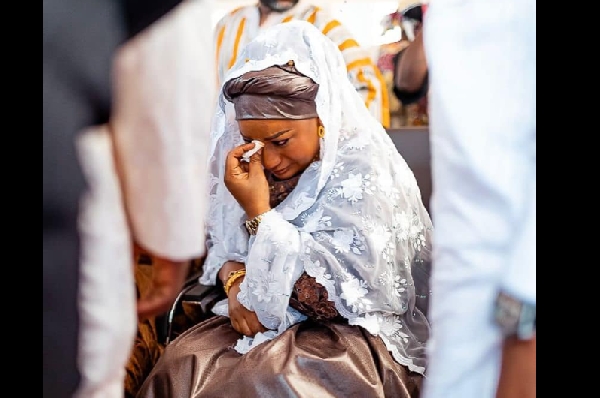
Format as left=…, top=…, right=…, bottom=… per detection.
left=201, top=21, right=433, bottom=374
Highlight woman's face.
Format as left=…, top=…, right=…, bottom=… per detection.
left=238, top=117, right=320, bottom=180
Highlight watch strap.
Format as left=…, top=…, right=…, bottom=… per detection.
left=244, top=213, right=264, bottom=235
left=494, top=290, right=536, bottom=340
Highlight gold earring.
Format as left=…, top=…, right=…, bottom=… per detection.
left=317, top=125, right=325, bottom=138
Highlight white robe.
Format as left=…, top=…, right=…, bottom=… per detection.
left=423, top=0, right=536, bottom=396
left=74, top=1, right=216, bottom=396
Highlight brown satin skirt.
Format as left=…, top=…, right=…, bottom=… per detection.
left=136, top=315, right=422, bottom=398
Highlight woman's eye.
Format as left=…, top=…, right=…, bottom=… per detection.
left=242, top=138, right=252, bottom=144
left=272, top=139, right=289, bottom=147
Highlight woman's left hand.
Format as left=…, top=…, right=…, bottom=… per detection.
left=224, top=143, right=271, bottom=219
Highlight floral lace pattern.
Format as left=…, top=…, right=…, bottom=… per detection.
left=202, top=21, right=433, bottom=375
left=267, top=171, right=341, bottom=321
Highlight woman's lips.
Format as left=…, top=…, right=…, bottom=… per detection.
left=272, top=166, right=289, bottom=176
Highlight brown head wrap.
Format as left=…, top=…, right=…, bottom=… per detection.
left=222, top=62, right=319, bottom=120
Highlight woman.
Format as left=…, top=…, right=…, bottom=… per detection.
left=138, top=21, right=432, bottom=398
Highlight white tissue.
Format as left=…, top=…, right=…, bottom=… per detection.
left=241, top=140, right=264, bottom=162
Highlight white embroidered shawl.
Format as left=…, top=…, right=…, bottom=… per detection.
left=201, top=21, right=433, bottom=374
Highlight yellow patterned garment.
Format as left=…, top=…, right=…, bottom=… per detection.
left=214, top=4, right=390, bottom=128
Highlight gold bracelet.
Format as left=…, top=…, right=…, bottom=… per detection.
left=224, top=269, right=246, bottom=295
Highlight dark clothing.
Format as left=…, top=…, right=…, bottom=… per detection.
left=391, top=48, right=429, bottom=106
left=44, top=2, right=125, bottom=395
left=43, top=1, right=181, bottom=396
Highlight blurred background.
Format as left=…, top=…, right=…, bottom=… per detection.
left=213, top=0, right=427, bottom=128
left=213, top=0, right=404, bottom=51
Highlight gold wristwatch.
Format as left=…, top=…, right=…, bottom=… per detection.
left=244, top=213, right=264, bottom=235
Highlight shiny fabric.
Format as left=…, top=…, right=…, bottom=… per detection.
left=223, top=64, right=319, bottom=120
left=137, top=316, right=422, bottom=398
left=126, top=170, right=341, bottom=398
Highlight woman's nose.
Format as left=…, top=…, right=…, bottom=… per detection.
left=261, top=147, right=281, bottom=171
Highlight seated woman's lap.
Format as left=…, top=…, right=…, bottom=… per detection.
left=138, top=315, right=422, bottom=398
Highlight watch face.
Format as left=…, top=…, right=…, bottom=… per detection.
left=495, top=294, right=521, bottom=330
left=494, top=292, right=536, bottom=339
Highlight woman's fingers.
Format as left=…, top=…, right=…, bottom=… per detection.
left=225, top=143, right=258, bottom=176
left=243, top=311, right=267, bottom=335
left=248, top=314, right=267, bottom=334
left=230, top=308, right=266, bottom=337
left=247, top=148, right=264, bottom=178
left=228, top=142, right=261, bottom=160
left=230, top=307, right=252, bottom=336
left=238, top=317, right=253, bottom=337
left=230, top=316, right=248, bottom=336
left=231, top=319, right=241, bottom=334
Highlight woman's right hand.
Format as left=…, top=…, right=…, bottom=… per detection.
left=227, top=277, right=267, bottom=337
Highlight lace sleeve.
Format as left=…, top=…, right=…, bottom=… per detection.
left=261, top=173, right=341, bottom=321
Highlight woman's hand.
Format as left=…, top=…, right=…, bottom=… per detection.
left=224, top=143, right=271, bottom=219
left=227, top=277, right=267, bottom=337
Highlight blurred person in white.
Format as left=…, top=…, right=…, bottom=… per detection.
left=72, top=0, right=216, bottom=397
left=422, top=0, right=536, bottom=397
left=44, top=0, right=214, bottom=396
left=214, top=0, right=391, bottom=128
